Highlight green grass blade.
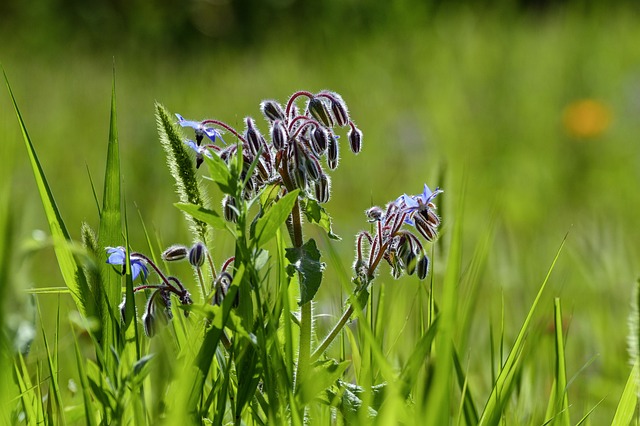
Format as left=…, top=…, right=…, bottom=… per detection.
left=478, top=234, right=568, bottom=426
left=73, top=330, right=98, bottom=426
left=3, top=69, right=91, bottom=316
left=550, top=298, right=570, bottom=426
left=611, top=361, right=639, bottom=426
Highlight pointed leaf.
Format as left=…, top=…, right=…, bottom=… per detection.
left=302, top=199, right=340, bottom=240
left=286, top=238, right=325, bottom=305
left=254, top=190, right=299, bottom=247
left=174, top=202, right=226, bottom=230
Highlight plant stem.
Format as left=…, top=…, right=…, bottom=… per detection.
left=311, top=304, right=354, bottom=361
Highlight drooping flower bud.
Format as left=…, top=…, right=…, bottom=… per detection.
left=310, top=127, right=328, bottom=155
left=223, top=195, right=239, bottom=223
left=365, top=206, right=384, bottom=222
left=142, top=311, right=157, bottom=338
left=347, top=126, right=363, bottom=154
left=188, top=242, right=206, bottom=268
left=260, top=100, right=286, bottom=122
left=417, top=255, right=430, bottom=280
left=314, top=173, right=331, bottom=203
left=329, top=93, right=350, bottom=127
left=245, top=118, right=264, bottom=155
left=304, top=153, right=322, bottom=181
left=271, top=120, right=287, bottom=151
left=414, top=215, right=438, bottom=242
left=327, top=134, right=339, bottom=170
left=162, top=244, right=189, bottom=262
left=403, top=250, right=417, bottom=275
left=308, top=97, right=334, bottom=127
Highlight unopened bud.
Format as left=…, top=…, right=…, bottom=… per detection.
left=329, top=94, right=350, bottom=127
left=304, top=154, right=322, bottom=181
left=417, top=255, right=430, bottom=280
left=314, top=174, right=331, bottom=203
left=415, top=216, right=438, bottom=242
left=188, top=242, right=206, bottom=268
left=311, top=127, right=328, bottom=155
left=260, top=100, right=286, bottom=122
left=271, top=120, right=287, bottom=150
left=142, top=312, right=157, bottom=338
left=327, top=134, right=339, bottom=170
left=365, top=206, right=384, bottom=222
left=308, top=97, right=334, bottom=127
left=245, top=118, right=263, bottom=155
left=347, top=126, right=363, bottom=154
left=162, top=244, right=189, bottom=262
left=223, top=195, right=239, bottom=223
left=403, top=251, right=417, bottom=275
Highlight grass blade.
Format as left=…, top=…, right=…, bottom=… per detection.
left=3, top=69, right=92, bottom=316
left=611, top=361, right=639, bottom=426
left=478, top=234, right=568, bottom=426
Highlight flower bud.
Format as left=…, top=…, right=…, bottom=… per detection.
left=223, top=195, right=239, bottom=223
left=260, top=100, right=286, bottom=122
left=271, top=120, right=287, bottom=151
left=327, top=134, right=339, bottom=170
left=314, top=173, right=331, bottom=203
left=142, top=312, right=157, bottom=338
left=188, top=242, right=206, bottom=268
left=329, top=94, right=349, bottom=127
left=347, top=126, right=363, bottom=154
left=304, top=153, right=322, bottom=181
left=415, top=216, right=438, bottom=242
left=365, top=206, right=384, bottom=222
left=245, top=118, right=264, bottom=155
left=403, top=251, right=417, bottom=275
left=417, top=255, right=430, bottom=280
left=311, top=127, right=328, bottom=155
left=308, top=97, right=334, bottom=127
left=162, top=244, right=189, bottom=262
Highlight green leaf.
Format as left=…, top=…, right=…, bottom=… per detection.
left=286, top=238, right=325, bottom=305
left=202, top=147, right=234, bottom=194
left=4, top=70, right=92, bottom=316
left=254, top=190, right=300, bottom=247
left=301, top=199, right=341, bottom=240
left=611, top=361, right=639, bottom=426
left=298, top=359, right=350, bottom=405
left=174, top=202, right=226, bottom=230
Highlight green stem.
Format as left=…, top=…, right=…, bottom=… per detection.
left=311, top=304, right=354, bottom=361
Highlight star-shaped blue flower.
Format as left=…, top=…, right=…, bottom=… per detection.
left=176, top=114, right=225, bottom=145
left=106, top=246, right=149, bottom=281
left=399, top=184, right=442, bottom=225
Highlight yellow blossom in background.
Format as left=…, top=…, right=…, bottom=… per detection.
left=562, top=98, right=612, bottom=139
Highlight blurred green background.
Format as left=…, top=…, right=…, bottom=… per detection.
left=2, top=0, right=640, bottom=422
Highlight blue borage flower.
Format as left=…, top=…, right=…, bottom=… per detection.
left=397, top=183, right=443, bottom=226
left=176, top=113, right=226, bottom=145
left=106, top=246, right=149, bottom=281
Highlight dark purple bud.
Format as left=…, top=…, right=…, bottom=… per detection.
left=245, top=118, right=263, bottom=155
left=365, top=206, right=384, bottom=222
left=223, top=195, right=239, bottom=223
left=293, top=166, right=308, bottom=190
left=308, top=97, right=334, bottom=127
left=160, top=289, right=173, bottom=320
left=347, top=126, right=363, bottom=154
left=271, top=120, right=287, bottom=150
left=415, top=215, right=438, bottom=242
left=304, top=153, right=322, bottom=181
left=213, top=272, right=232, bottom=306
left=311, top=127, right=328, bottom=155
left=417, top=255, right=430, bottom=280
left=423, top=208, right=440, bottom=227
left=327, top=134, right=339, bottom=170
left=142, top=312, right=157, bottom=338
left=395, top=235, right=411, bottom=264
left=314, top=173, right=331, bottom=203
left=162, top=244, right=189, bottom=262
left=260, top=100, right=286, bottom=122
left=188, top=242, right=206, bottom=268
left=196, top=153, right=204, bottom=169
left=329, top=94, right=350, bottom=127
left=403, top=251, right=417, bottom=275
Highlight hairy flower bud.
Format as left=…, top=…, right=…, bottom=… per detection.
left=308, top=97, right=334, bottom=127
left=271, top=120, right=287, bottom=151
left=403, top=250, right=417, bottom=275
left=260, top=100, right=286, bottom=122
left=327, top=134, right=339, bottom=170
left=245, top=118, right=264, bottom=155
left=415, top=215, right=438, bottom=242
left=311, top=127, right=328, bottom=155
left=417, top=255, right=430, bottom=280
left=366, top=206, right=384, bottom=222
left=347, top=126, right=363, bottom=154
left=223, top=195, right=239, bottom=223
left=142, top=311, right=157, bottom=338
left=162, top=244, right=189, bottom=262
left=314, top=173, right=331, bottom=203
left=188, top=242, right=206, bottom=268
left=329, top=93, right=349, bottom=127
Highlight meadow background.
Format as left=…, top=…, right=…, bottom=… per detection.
left=1, top=0, right=640, bottom=424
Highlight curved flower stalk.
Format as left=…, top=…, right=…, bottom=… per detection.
left=313, top=184, right=443, bottom=359
left=177, top=90, right=362, bottom=205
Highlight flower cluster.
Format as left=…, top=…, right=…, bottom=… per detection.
left=354, top=184, right=442, bottom=284
left=106, top=244, right=235, bottom=337
left=177, top=90, right=362, bottom=207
